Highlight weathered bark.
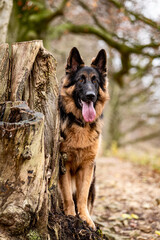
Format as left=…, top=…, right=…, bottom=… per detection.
left=10, top=40, right=43, bottom=101
left=10, top=40, right=59, bottom=160
left=0, top=41, right=60, bottom=239
left=9, top=40, right=60, bottom=213
left=0, top=0, right=13, bottom=43
left=0, top=101, right=45, bottom=239
left=0, top=43, right=9, bottom=101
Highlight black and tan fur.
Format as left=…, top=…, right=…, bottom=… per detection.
left=59, top=47, right=109, bottom=229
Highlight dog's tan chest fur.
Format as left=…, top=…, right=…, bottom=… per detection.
left=61, top=122, right=100, bottom=149
left=60, top=123, right=99, bottom=172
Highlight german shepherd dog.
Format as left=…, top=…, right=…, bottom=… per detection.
left=59, top=47, right=109, bottom=229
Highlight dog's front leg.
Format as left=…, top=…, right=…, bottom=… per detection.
left=76, top=162, right=96, bottom=230
left=59, top=165, right=76, bottom=216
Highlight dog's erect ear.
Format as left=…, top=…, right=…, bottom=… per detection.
left=91, top=49, right=107, bottom=74
left=66, top=47, right=84, bottom=74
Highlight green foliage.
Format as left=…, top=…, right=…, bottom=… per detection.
left=96, top=228, right=103, bottom=238
left=27, top=230, right=41, bottom=240
left=110, top=141, right=118, bottom=155
left=9, top=0, right=51, bottom=42
left=15, top=0, right=51, bottom=24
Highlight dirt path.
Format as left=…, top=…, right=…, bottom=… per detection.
left=93, top=157, right=160, bottom=240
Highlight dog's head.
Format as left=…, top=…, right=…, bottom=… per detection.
left=61, top=47, right=108, bottom=123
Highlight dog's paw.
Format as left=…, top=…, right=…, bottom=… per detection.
left=79, top=214, right=96, bottom=230
left=64, top=207, right=76, bottom=216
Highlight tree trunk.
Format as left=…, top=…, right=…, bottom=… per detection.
left=0, top=43, right=9, bottom=101
left=105, top=80, right=121, bottom=148
left=10, top=39, right=60, bottom=212
left=0, top=41, right=105, bottom=240
left=0, top=0, right=13, bottom=43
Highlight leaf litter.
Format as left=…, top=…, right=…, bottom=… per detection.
left=93, top=157, right=160, bottom=240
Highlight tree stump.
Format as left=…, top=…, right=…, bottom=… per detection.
left=0, top=101, right=45, bottom=239
left=9, top=40, right=60, bottom=213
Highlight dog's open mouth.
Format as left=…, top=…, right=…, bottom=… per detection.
left=81, top=100, right=96, bottom=123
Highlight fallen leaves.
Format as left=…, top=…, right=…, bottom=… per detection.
left=93, top=157, right=160, bottom=240
left=155, top=230, right=160, bottom=236
left=122, top=213, right=139, bottom=220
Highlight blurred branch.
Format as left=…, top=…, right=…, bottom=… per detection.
left=147, top=112, right=160, bottom=118
left=45, top=0, right=69, bottom=23
left=122, top=120, right=145, bottom=136
left=108, top=0, right=160, bottom=31
left=135, top=42, right=160, bottom=50
left=51, top=22, right=132, bottom=53
left=52, top=22, right=160, bottom=56
left=120, top=130, right=160, bottom=146
left=121, top=81, right=154, bottom=105
left=51, top=21, right=160, bottom=85
left=77, top=0, right=160, bottom=52
left=77, top=0, right=107, bottom=32
left=121, top=111, right=160, bottom=138
left=27, top=0, right=69, bottom=24
left=113, top=53, right=130, bottom=86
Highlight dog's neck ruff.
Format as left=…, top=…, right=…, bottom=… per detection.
left=67, top=111, right=97, bottom=128
left=74, top=117, right=85, bottom=127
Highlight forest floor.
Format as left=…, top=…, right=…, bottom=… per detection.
left=93, top=157, right=160, bottom=240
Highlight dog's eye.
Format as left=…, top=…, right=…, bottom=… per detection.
left=79, top=75, right=86, bottom=83
left=79, top=79, right=84, bottom=83
left=91, top=76, right=97, bottom=83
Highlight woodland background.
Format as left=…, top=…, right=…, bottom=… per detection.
left=3, top=0, right=160, bottom=168
left=0, top=0, right=160, bottom=239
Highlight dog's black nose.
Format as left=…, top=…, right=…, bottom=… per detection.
left=86, top=91, right=96, bottom=100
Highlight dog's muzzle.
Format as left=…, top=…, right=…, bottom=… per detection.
left=86, top=91, right=96, bottom=101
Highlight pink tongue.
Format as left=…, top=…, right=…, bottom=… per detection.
left=82, top=101, right=96, bottom=122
